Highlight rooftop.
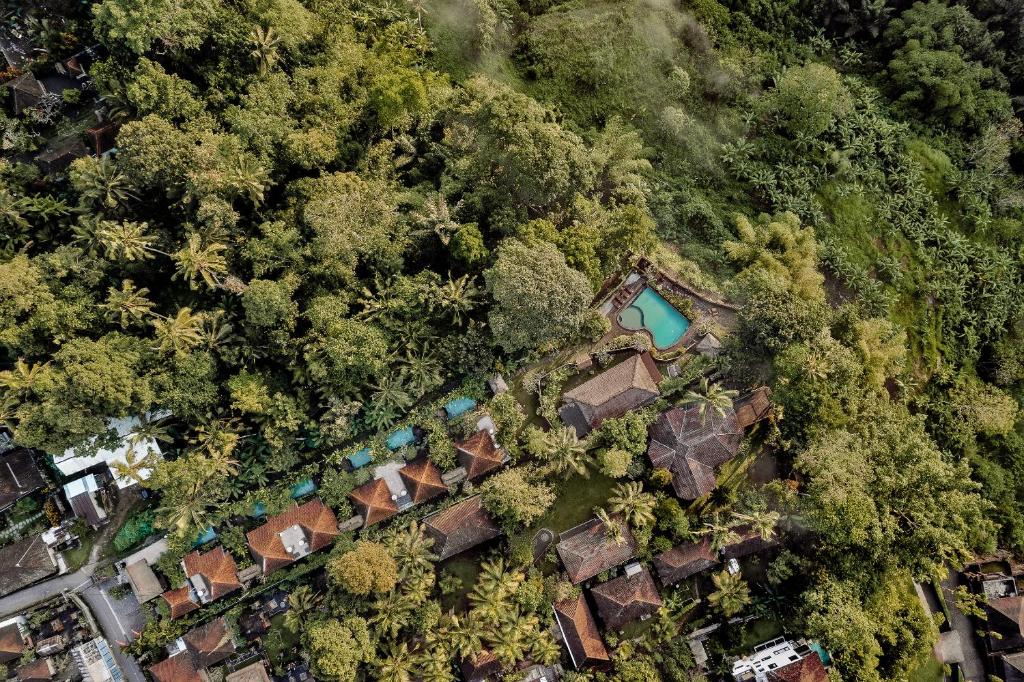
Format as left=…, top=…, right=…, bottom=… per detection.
left=654, top=537, right=718, bottom=585
left=556, top=515, right=637, bottom=584
left=0, top=534, right=57, bottom=597
left=398, top=458, right=448, bottom=504
left=54, top=414, right=167, bottom=489
left=454, top=430, right=505, bottom=480
left=647, top=404, right=743, bottom=500
left=350, top=477, right=399, bottom=527
left=559, top=353, right=662, bottom=437
left=183, top=546, right=241, bottom=603
left=590, top=566, right=663, bottom=630
left=423, top=495, right=503, bottom=561
left=246, top=498, right=338, bottom=574
left=553, top=593, right=610, bottom=670
left=0, top=448, right=45, bottom=511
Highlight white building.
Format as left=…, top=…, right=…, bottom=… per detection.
left=732, top=638, right=825, bottom=682
left=72, top=637, right=124, bottom=682
left=54, top=414, right=167, bottom=489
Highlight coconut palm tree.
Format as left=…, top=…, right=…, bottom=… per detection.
left=158, top=480, right=213, bottom=537
left=431, top=274, right=480, bottom=325
left=152, top=307, right=205, bottom=353
left=416, top=653, right=454, bottom=682
left=680, top=378, right=738, bottom=423
left=490, top=616, right=530, bottom=667
left=103, top=280, right=154, bottom=329
left=529, top=426, right=590, bottom=478
left=528, top=630, right=561, bottom=666
left=399, top=348, right=444, bottom=396
left=444, top=613, right=484, bottom=660
left=371, top=375, right=415, bottom=413
left=608, top=481, right=657, bottom=529
left=387, top=521, right=437, bottom=579
left=701, top=518, right=741, bottom=551
left=205, top=449, right=240, bottom=478
left=230, top=155, right=270, bottom=204
left=708, top=570, right=751, bottom=617
left=76, top=155, right=136, bottom=209
left=284, top=585, right=320, bottom=632
left=0, top=359, right=48, bottom=395
left=412, top=193, right=460, bottom=245
left=173, top=234, right=228, bottom=290
left=595, top=508, right=626, bottom=546
left=376, top=642, right=415, bottom=682
left=370, top=592, right=415, bottom=637
left=249, top=26, right=281, bottom=76
left=0, top=188, right=29, bottom=234
left=97, top=220, right=168, bottom=261
left=732, top=510, right=781, bottom=541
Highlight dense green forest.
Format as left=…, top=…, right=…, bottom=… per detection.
left=2, top=0, right=1024, bottom=680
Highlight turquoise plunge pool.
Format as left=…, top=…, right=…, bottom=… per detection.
left=617, top=287, right=690, bottom=349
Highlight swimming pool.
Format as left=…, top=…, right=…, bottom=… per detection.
left=617, top=287, right=690, bottom=349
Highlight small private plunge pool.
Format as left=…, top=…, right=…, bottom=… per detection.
left=617, top=286, right=690, bottom=349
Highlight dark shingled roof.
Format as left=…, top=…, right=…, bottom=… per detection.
left=647, top=405, right=742, bottom=500
left=0, top=448, right=45, bottom=511
left=454, top=430, right=504, bottom=480
left=424, top=495, right=502, bottom=561
left=590, top=568, right=663, bottom=630
left=399, top=458, right=448, bottom=504
left=349, top=478, right=399, bottom=527
left=460, top=649, right=502, bottom=682
left=1002, top=652, right=1024, bottom=682
left=722, top=528, right=780, bottom=560
left=0, top=622, right=26, bottom=663
left=766, top=654, right=829, bottom=682
left=988, top=596, right=1024, bottom=651
left=149, top=617, right=236, bottom=682
left=247, top=499, right=339, bottom=574
left=0, top=535, right=56, bottom=598
left=654, top=537, right=718, bottom=585
left=556, top=515, right=637, bottom=585
left=559, top=353, right=662, bottom=437
left=735, top=387, right=773, bottom=429
left=553, top=593, right=610, bottom=669
left=183, top=546, right=242, bottom=602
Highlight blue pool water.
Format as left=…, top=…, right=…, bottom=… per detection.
left=444, top=397, right=477, bottom=419
left=386, top=426, right=416, bottom=450
left=617, top=287, right=690, bottom=349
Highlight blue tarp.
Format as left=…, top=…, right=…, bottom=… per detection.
left=251, top=502, right=267, bottom=518
left=348, top=447, right=372, bottom=469
left=386, top=426, right=416, bottom=450
left=194, top=526, right=217, bottom=546
left=291, top=479, right=317, bottom=499
left=444, top=397, right=477, bottom=419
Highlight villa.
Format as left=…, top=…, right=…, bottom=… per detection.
left=350, top=478, right=399, bottom=527
left=162, top=586, right=199, bottom=620
left=591, top=564, right=664, bottom=630
left=53, top=414, right=167, bottom=489
left=423, top=495, right=503, bottom=561
left=0, top=617, right=28, bottom=664
left=398, top=458, right=448, bottom=504
left=731, top=638, right=829, bottom=682
left=553, top=593, right=610, bottom=670
left=148, top=617, right=236, bottom=682
left=246, top=498, right=339, bottom=575
left=454, top=429, right=506, bottom=480
left=182, top=546, right=242, bottom=605
left=654, top=537, right=719, bottom=586
left=557, top=515, right=637, bottom=584
left=559, top=352, right=663, bottom=438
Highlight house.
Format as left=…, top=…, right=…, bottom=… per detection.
left=53, top=414, right=167, bottom=489
left=1002, top=652, right=1024, bottom=682
left=34, top=135, right=89, bottom=173
left=86, top=121, right=118, bottom=156
left=148, top=617, right=236, bottom=682
left=124, top=560, right=163, bottom=604
left=5, top=73, right=45, bottom=114
left=461, top=650, right=502, bottom=682
left=225, top=661, right=274, bottom=682
left=454, top=430, right=505, bottom=480
left=350, top=478, right=399, bottom=527
left=986, top=596, right=1024, bottom=652
left=183, top=546, right=242, bottom=605
left=246, top=498, right=339, bottom=575
left=646, top=404, right=743, bottom=500
left=654, top=537, right=718, bottom=585
left=556, top=515, right=637, bottom=585
left=723, top=528, right=780, bottom=561
left=0, top=448, right=46, bottom=512
left=161, top=586, right=199, bottom=620
left=63, top=474, right=108, bottom=528
left=735, top=387, right=773, bottom=429
left=0, top=535, right=59, bottom=597
left=35, top=635, right=67, bottom=656
left=423, top=495, right=503, bottom=561
left=732, top=638, right=829, bottom=682
left=559, top=352, right=662, bottom=437
left=398, top=458, right=448, bottom=504
left=17, top=657, right=56, bottom=680
left=590, top=565, right=663, bottom=630
left=71, top=637, right=123, bottom=682
left=0, top=617, right=28, bottom=664
left=553, top=593, right=610, bottom=670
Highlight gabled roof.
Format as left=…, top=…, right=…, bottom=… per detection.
left=0, top=535, right=57, bottom=597
left=183, top=546, right=241, bottom=602
left=149, top=655, right=197, bottom=682
left=226, top=661, right=274, bottom=682
left=423, top=495, right=503, bottom=561
left=722, top=528, right=779, bottom=560
left=454, top=430, right=504, bottom=480
left=246, top=499, right=339, bottom=574
left=0, top=448, right=45, bottom=511
left=184, top=616, right=236, bottom=668
left=590, top=568, right=663, bottom=630
left=0, top=621, right=25, bottom=663
left=461, top=649, right=502, bottom=682
left=17, top=657, right=55, bottom=680
left=647, top=405, right=742, bottom=500
left=766, top=654, right=829, bottom=682
left=161, top=586, right=198, bottom=619
left=654, top=537, right=718, bottom=585
left=559, top=353, right=662, bottom=436
left=735, top=387, right=773, bottom=429
left=349, top=478, right=399, bottom=527
left=556, top=515, right=637, bottom=584
left=399, top=458, right=448, bottom=504
left=1002, top=652, right=1024, bottom=682
left=553, top=593, right=610, bottom=669
left=125, top=560, right=163, bottom=603
left=989, top=596, right=1024, bottom=651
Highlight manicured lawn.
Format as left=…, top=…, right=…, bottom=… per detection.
left=521, top=471, right=619, bottom=539
left=907, top=653, right=944, bottom=682
left=64, top=527, right=97, bottom=571
left=263, top=614, right=301, bottom=672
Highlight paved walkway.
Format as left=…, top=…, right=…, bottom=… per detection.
left=939, top=572, right=986, bottom=682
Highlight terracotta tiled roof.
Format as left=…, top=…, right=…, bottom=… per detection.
left=399, top=458, right=448, bottom=504
left=349, top=478, right=399, bottom=527
left=0, top=622, right=25, bottom=663
left=149, top=652, right=198, bottom=682
left=654, top=537, right=718, bottom=585
left=461, top=649, right=502, bottom=682
left=767, top=655, right=829, bottom=682
left=590, top=568, right=663, bottom=630
left=735, top=387, right=773, bottom=429
left=553, top=593, right=610, bottom=669
left=556, top=515, right=637, bottom=584
left=559, top=353, right=662, bottom=436
left=0, top=448, right=45, bottom=511
left=454, top=430, right=504, bottom=480
left=161, top=586, right=199, bottom=619
left=647, top=405, right=742, bottom=500
left=183, top=547, right=242, bottom=602
left=246, top=498, right=339, bottom=574
left=184, top=616, right=236, bottom=668
left=226, top=660, right=274, bottom=682
left=17, top=657, right=55, bottom=680
left=424, top=495, right=503, bottom=561
left=722, top=528, right=780, bottom=560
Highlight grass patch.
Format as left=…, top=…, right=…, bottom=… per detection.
left=907, top=652, right=944, bottom=682
left=263, top=613, right=301, bottom=672
left=512, top=471, right=620, bottom=558
left=64, top=526, right=97, bottom=571
left=730, top=618, right=785, bottom=655
left=439, top=547, right=487, bottom=613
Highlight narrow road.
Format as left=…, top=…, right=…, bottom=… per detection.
left=0, top=568, right=91, bottom=617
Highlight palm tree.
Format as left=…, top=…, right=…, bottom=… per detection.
left=701, top=518, right=740, bottom=551
left=732, top=510, right=781, bottom=541
left=491, top=618, right=529, bottom=668
left=284, top=585, right=320, bottom=632
left=103, top=280, right=154, bottom=328
left=230, top=156, right=269, bottom=204
left=173, top=234, right=228, bottom=290
left=595, top=508, right=626, bottom=546
left=608, top=481, right=656, bottom=529
left=76, top=156, right=136, bottom=209
left=249, top=26, right=281, bottom=76
left=369, top=592, right=414, bottom=637
left=110, top=449, right=156, bottom=486
left=412, top=193, right=460, bottom=245
left=376, top=642, right=414, bottom=682
left=681, top=378, right=738, bottom=423
left=431, top=274, right=480, bottom=325
left=371, top=375, right=415, bottom=413
left=0, top=188, right=30, bottom=238
left=152, top=308, right=205, bottom=353
left=0, top=359, right=49, bottom=395
left=528, top=630, right=561, bottom=666
left=157, top=480, right=213, bottom=537
left=205, top=450, right=240, bottom=478
left=444, top=613, right=484, bottom=660
left=399, top=349, right=443, bottom=396
left=529, top=426, right=590, bottom=478
left=707, top=570, right=751, bottom=617
left=97, top=220, right=168, bottom=261
left=416, top=654, right=454, bottom=682
left=387, top=521, right=437, bottom=579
